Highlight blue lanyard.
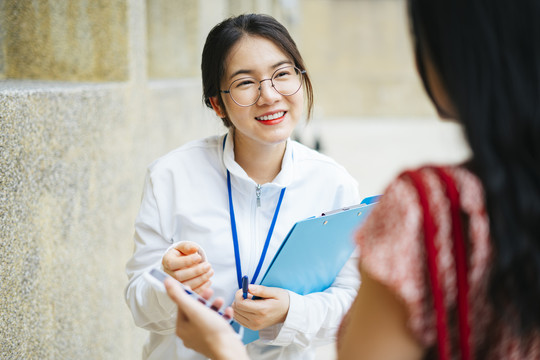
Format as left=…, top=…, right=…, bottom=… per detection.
left=227, top=170, right=286, bottom=289
left=223, top=136, right=287, bottom=289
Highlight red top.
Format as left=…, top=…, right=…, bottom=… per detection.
left=355, top=165, right=540, bottom=358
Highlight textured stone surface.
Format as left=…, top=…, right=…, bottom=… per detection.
left=1, top=0, right=129, bottom=81
left=0, top=80, right=220, bottom=359
left=147, top=0, right=199, bottom=78
left=0, top=83, right=140, bottom=358
left=0, top=0, right=222, bottom=357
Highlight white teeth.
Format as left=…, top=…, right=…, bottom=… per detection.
left=256, top=111, right=285, bottom=121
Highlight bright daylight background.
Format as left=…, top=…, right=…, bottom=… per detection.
left=288, top=0, right=470, bottom=200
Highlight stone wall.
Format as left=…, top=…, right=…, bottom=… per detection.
left=0, top=0, right=270, bottom=358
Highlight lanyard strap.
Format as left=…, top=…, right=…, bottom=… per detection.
left=227, top=170, right=286, bottom=289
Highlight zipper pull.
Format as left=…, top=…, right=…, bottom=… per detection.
left=256, top=184, right=261, bottom=207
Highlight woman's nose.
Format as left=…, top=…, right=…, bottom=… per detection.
left=256, top=79, right=280, bottom=105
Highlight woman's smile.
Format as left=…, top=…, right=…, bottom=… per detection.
left=255, top=111, right=287, bottom=125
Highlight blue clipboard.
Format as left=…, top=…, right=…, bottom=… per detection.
left=241, top=195, right=380, bottom=344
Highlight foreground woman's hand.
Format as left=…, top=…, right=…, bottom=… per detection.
left=164, top=278, right=249, bottom=360
left=232, top=285, right=290, bottom=330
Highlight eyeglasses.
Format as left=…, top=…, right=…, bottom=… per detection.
left=220, top=65, right=306, bottom=107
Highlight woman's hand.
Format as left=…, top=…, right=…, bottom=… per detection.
left=232, top=285, right=290, bottom=330
left=164, top=278, right=248, bottom=360
left=162, top=241, right=214, bottom=295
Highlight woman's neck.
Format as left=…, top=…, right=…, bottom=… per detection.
left=232, top=132, right=286, bottom=185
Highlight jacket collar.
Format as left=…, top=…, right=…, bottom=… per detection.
left=222, top=130, right=294, bottom=188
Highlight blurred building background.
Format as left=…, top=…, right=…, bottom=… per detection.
left=0, top=0, right=469, bottom=358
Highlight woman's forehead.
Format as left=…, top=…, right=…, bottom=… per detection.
left=223, top=35, right=292, bottom=80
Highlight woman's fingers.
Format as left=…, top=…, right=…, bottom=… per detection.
left=172, top=262, right=212, bottom=281
left=209, top=297, right=225, bottom=312
left=179, top=267, right=214, bottom=292
left=174, top=241, right=200, bottom=256
left=164, top=278, right=190, bottom=321
left=163, top=250, right=202, bottom=273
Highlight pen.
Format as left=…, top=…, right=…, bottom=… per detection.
left=242, top=275, right=249, bottom=299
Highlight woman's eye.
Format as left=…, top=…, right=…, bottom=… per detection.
left=275, top=71, right=291, bottom=79
left=234, top=79, right=255, bottom=88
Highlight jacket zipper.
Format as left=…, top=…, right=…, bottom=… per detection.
left=256, top=184, right=262, bottom=207
left=249, top=184, right=261, bottom=279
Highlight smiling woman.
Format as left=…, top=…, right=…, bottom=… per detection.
left=124, top=13, right=363, bottom=360
left=209, top=35, right=305, bottom=170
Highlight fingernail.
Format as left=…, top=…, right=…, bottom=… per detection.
left=223, top=314, right=231, bottom=321
left=210, top=305, right=219, bottom=312
left=197, top=298, right=207, bottom=305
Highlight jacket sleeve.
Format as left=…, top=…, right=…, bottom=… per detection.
left=258, top=177, right=362, bottom=347
left=124, top=171, right=177, bottom=335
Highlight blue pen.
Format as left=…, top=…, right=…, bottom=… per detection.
left=242, top=275, right=249, bottom=299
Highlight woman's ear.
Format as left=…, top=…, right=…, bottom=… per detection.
left=421, top=51, right=457, bottom=120
left=209, top=96, right=226, bottom=118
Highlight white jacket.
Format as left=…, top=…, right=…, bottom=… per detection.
left=125, top=132, right=361, bottom=360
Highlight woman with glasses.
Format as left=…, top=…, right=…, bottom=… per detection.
left=125, top=14, right=361, bottom=360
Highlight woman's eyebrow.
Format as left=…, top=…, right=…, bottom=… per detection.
left=228, top=60, right=294, bottom=80
left=229, top=69, right=252, bottom=79
left=271, top=60, right=293, bottom=69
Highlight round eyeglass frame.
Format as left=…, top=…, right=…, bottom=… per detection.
left=219, top=65, right=306, bottom=107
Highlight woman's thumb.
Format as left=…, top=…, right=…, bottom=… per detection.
left=165, top=278, right=189, bottom=306
left=248, top=284, right=278, bottom=299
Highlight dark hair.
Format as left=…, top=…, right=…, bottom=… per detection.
left=201, top=13, right=314, bottom=128
left=408, top=0, right=540, bottom=334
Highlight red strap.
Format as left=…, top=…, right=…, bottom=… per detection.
left=434, top=167, right=471, bottom=360
left=404, top=170, right=450, bottom=360
left=404, top=167, right=471, bottom=360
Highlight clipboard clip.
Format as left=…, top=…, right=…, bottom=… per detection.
left=321, top=203, right=366, bottom=216
left=321, top=195, right=382, bottom=216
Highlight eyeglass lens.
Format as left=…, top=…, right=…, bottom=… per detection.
left=228, top=66, right=303, bottom=106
